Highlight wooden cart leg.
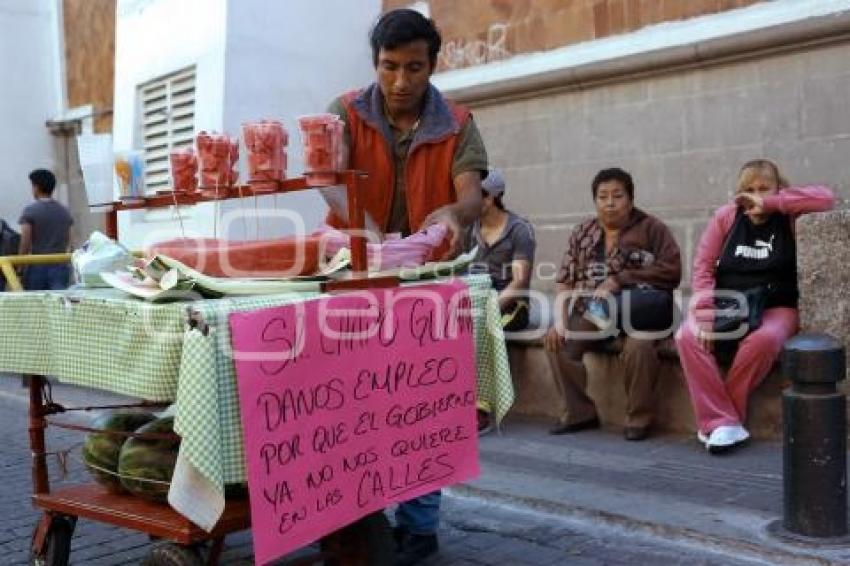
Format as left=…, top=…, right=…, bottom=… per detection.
left=105, top=209, right=119, bottom=240
left=28, top=374, right=50, bottom=495
left=30, top=512, right=76, bottom=565
left=31, top=512, right=53, bottom=556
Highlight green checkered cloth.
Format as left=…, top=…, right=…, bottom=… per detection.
left=0, top=275, right=513, bottom=493
left=0, top=289, right=183, bottom=400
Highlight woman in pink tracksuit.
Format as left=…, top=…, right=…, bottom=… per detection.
left=675, top=159, right=834, bottom=453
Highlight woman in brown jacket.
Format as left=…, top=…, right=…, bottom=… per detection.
left=544, top=167, right=682, bottom=440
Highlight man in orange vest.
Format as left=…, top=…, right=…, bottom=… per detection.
left=327, top=8, right=489, bottom=565
left=327, top=9, right=487, bottom=258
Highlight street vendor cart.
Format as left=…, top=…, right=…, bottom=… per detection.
left=0, top=171, right=513, bottom=565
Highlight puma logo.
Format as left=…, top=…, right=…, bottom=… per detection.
left=735, top=234, right=775, bottom=260
left=754, top=235, right=775, bottom=252
left=735, top=234, right=776, bottom=259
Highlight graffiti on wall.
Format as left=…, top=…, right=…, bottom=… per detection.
left=439, top=23, right=511, bottom=70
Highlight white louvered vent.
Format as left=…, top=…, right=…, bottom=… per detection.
left=138, top=67, right=196, bottom=193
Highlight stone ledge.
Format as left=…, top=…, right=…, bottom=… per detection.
left=506, top=339, right=786, bottom=439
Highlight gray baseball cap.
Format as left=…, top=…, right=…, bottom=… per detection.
left=481, top=168, right=505, bottom=197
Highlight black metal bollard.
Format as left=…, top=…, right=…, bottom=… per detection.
left=782, top=333, right=847, bottom=538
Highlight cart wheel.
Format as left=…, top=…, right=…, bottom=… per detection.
left=321, top=512, right=394, bottom=566
left=29, top=514, right=75, bottom=566
left=140, top=542, right=203, bottom=566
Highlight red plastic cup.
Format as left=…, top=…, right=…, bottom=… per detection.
left=297, top=114, right=343, bottom=186
left=243, top=120, right=288, bottom=189
left=169, top=148, right=197, bottom=193
left=196, top=131, right=239, bottom=194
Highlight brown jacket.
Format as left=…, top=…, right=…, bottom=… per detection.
left=556, top=207, right=681, bottom=292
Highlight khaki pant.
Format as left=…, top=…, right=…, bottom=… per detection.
left=547, top=313, right=660, bottom=429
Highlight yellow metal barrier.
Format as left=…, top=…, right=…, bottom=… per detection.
left=0, top=254, right=72, bottom=292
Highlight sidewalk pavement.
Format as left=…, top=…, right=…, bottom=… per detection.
left=461, top=417, right=850, bottom=565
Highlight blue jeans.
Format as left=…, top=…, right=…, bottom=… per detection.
left=23, top=264, right=70, bottom=291
left=395, top=490, right=441, bottom=535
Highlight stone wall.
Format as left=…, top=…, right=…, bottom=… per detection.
left=797, top=210, right=850, bottom=375
left=469, top=41, right=850, bottom=293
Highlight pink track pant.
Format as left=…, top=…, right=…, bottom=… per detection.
left=675, top=307, right=799, bottom=434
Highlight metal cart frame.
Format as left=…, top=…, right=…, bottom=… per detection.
left=4, top=171, right=398, bottom=565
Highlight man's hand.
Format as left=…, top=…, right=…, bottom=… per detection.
left=544, top=324, right=564, bottom=352
left=592, top=276, right=620, bottom=299
left=734, top=192, right=765, bottom=219
left=422, top=205, right=463, bottom=260
left=421, top=169, right=484, bottom=260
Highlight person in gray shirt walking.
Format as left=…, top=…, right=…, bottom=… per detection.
left=18, top=169, right=74, bottom=290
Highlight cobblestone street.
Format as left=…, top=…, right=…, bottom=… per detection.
left=0, top=378, right=761, bottom=565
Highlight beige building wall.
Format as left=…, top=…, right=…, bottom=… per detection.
left=468, top=41, right=850, bottom=293
left=384, top=0, right=764, bottom=72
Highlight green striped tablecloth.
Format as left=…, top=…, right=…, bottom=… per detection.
left=0, top=275, right=512, bottom=493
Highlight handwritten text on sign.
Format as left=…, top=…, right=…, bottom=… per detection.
left=229, top=281, right=478, bottom=564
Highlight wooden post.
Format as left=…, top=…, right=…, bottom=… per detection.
left=104, top=208, right=119, bottom=240
left=28, top=374, right=50, bottom=495
left=345, top=171, right=368, bottom=274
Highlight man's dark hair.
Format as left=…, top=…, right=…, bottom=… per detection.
left=370, top=9, right=442, bottom=68
left=591, top=167, right=634, bottom=200
left=29, top=169, right=57, bottom=195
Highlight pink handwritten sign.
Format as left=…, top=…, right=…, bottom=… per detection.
left=229, top=280, right=478, bottom=564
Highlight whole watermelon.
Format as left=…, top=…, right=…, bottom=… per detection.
left=82, top=411, right=156, bottom=493
left=118, top=416, right=180, bottom=503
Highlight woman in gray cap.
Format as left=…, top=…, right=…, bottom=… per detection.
left=465, top=169, right=536, bottom=435
left=466, top=168, right=536, bottom=332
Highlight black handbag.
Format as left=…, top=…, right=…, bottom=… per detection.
left=713, top=285, right=769, bottom=334
left=584, top=287, right=675, bottom=334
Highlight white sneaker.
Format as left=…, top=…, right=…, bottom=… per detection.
left=706, top=425, right=750, bottom=453
left=697, top=430, right=709, bottom=446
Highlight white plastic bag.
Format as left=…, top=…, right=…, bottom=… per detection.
left=72, top=231, right=134, bottom=287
